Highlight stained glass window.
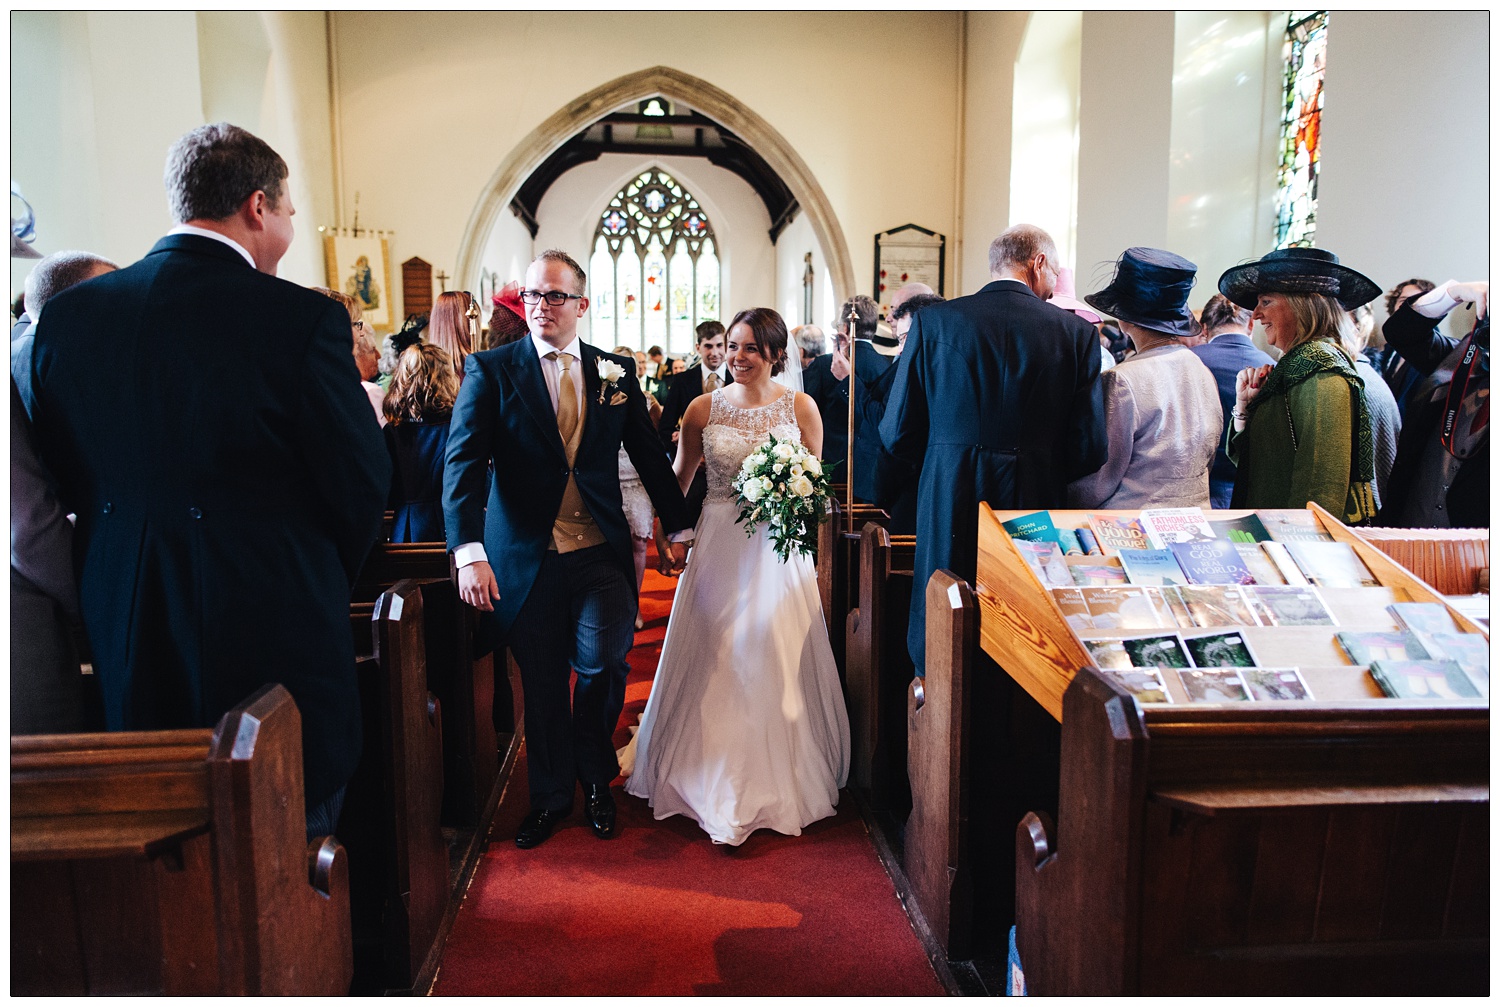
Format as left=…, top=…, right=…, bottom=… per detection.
left=1274, top=11, right=1327, bottom=249
left=590, top=168, right=720, bottom=352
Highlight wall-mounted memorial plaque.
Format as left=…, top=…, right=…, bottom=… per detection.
left=402, top=256, right=434, bottom=319
left=874, top=224, right=945, bottom=318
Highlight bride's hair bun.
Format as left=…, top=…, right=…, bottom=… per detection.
left=726, top=307, right=789, bottom=375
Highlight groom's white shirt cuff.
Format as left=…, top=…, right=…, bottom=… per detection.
left=454, top=530, right=694, bottom=568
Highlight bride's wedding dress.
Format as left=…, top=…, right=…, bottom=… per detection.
left=622, top=385, right=850, bottom=845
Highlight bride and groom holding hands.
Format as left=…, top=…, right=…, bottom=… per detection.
left=444, top=250, right=849, bottom=849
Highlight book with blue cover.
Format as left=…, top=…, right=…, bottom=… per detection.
left=1117, top=549, right=1190, bottom=587
left=1001, top=511, right=1058, bottom=544
left=1169, top=539, right=1255, bottom=585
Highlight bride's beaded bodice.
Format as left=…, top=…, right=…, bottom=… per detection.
left=703, top=387, right=801, bottom=503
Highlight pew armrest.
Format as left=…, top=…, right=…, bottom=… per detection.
left=1018, top=811, right=1053, bottom=868
left=12, top=809, right=211, bottom=861
left=1150, top=781, right=1489, bottom=816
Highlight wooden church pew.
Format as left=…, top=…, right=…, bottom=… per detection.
left=817, top=494, right=891, bottom=673
left=845, top=522, right=916, bottom=812
left=355, top=542, right=503, bottom=829
left=339, top=580, right=447, bottom=993
left=11, top=685, right=353, bottom=995
left=1015, top=667, right=1489, bottom=994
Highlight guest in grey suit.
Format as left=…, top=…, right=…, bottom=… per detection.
left=1190, top=294, right=1274, bottom=508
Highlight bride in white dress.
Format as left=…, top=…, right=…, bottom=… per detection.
left=622, top=307, right=850, bottom=846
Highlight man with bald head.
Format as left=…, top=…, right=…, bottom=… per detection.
left=880, top=223, right=1106, bottom=672
left=12, top=250, right=117, bottom=416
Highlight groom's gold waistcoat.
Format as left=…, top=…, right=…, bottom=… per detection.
left=550, top=378, right=606, bottom=553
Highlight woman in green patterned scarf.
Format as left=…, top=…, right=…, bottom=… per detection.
left=1217, top=248, right=1380, bottom=524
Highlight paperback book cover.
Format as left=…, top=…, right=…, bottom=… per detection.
left=1086, top=514, right=1152, bottom=556
left=1050, top=587, right=1093, bottom=631
left=1249, top=586, right=1337, bottom=627
left=1139, top=507, right=1216, bottom=549
left=1102, top=669, right=1172, bottom=704
left=1055, top=528, right=1083, bottom=555
left=1122, top=633, right=1192, bottom=669
left=1285, top=541, right=1379, bottom=588
left=1001, top=511, right=1058, bottom=544
left=1170, top=539, right=1255, bottom=585
left=1242, top=668, right=1314, bottom=701
left=1260, top=541, right=1310, bottom=586
left=1075, top=526, right=1101, bottom=555
left=1335, top=631, right=1430, bottom=665
left=1014, top=539, right=1073, bottom=588
left=1387, top=602, right=1462, bottom=636
left=1235, top=543, right=1286, bottom=586
left=1079, top=586, right=1164, bottom=630
left=1259, top=509, right=1334, bottom=542
left=1069, top=562, right=1128, bottom=586
left=1419, top=633, right=1489, bottom=695
left=1084, top=639, right=1133, bottom=670
left=1117, top=549, right=1190, bottom=587
left=1180, top=669, right=1251, bottom=703
left=1177, top=585, right=1260, bottom=627
left=1155, top=586, right=1196, bottom=628
left=1208, top=513, right=1271, bottom=543
left=1370, top=659, right=1482, bottom=700
left=1183, top=631, right=1259, bottom=668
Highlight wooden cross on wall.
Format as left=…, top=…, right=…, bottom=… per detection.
left=434, top=269, right=449, bottom=294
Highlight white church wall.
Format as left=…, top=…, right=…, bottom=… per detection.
left=1317, top=10, right=1489, bottom=334
left=328, top=12, right=962, bottom=323
left=525, top=153, right=772, bottom=349
left=1007, top=12, right=1082, bottom=278
left=476, top=211, right=533, bottom=314
left=1166, top=11, right=1282, bottom=308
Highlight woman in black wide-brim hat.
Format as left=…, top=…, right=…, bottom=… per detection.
left=1066, top=247, right=1223, bottom=509
left=1217, top=247, right=1379, bottom=523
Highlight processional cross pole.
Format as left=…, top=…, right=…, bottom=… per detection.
left=845, top=300, right=857, bottom=511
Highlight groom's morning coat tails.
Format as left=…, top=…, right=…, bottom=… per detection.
left=879, top=280, right=1107, bottom=671
left=443, top=339, right=689, bottom=646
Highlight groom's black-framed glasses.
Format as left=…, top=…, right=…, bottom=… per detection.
left=520, top=289, right=584, bottom=306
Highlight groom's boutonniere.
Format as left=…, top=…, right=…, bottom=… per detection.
left=597, top=358, right=628, bottom=405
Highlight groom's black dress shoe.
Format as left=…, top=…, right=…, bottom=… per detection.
left=584, top=783, right=617, bottom=839
left=515, top=806, right=570, bottom=849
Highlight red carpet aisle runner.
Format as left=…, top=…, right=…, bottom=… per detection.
left=431, top=569, right=944, bottom=996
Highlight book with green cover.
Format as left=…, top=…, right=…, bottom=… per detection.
left=1086, top=514, right=1152, bottom=556
left=1183, top=631, right=1259, bottom=668
left=1419, top=633, right=1489, bottom=696
left=1335, top=631, right=1431, bottom=665
left=1001, top=511, right=1058, bottom=544
left=1208, top=513, right=1271, bottom=543
left=1259, top=509, right=1334, bottom=542
left=1121, top=633, right=1192, bottom=669
left=1370, top=659, right=1482, bottom=700
left=1117, top=549, right=1190, bottom=586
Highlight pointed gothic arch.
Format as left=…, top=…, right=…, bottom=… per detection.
left=453, top=65, right=854, bottom=307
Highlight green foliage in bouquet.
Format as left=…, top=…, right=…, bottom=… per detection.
left=730, top=434, right=834, bottom=562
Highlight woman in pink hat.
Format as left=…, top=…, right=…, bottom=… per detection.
left=1049, top=266, right=1115, bottom=373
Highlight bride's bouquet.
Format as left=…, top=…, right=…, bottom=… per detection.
left=731, top=435, right=833, bottom=562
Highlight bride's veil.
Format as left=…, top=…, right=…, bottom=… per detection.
left=773, top=333, right=804, bottom=393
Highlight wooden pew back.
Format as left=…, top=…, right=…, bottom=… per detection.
left=817, top=497, right=891, bottom=672
left=1016, top=668, right=1488, bottom=994
left=845, top=523, right=916, bottom=810
left=11, top=685, right=352, bottom=995
left=340, top=580, right=447, bottom=992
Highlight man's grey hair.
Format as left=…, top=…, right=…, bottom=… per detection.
left=793, top=324, right=826, bottom=357
left=24, top=250, right=118, bottom=316
left=988, top=224, right=1057, bottom=275
left=164, top=122, right=288, bottom=223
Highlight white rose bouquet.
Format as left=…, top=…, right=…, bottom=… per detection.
left=730, top=434, right=832, bottom=562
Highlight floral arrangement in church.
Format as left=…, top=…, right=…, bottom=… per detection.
left=731, top=435, right=832, bottom=562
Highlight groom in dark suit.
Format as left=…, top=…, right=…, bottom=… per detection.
left=445, top=250, right=692, bottom=848
left=30, top=123, right=390, bottom=834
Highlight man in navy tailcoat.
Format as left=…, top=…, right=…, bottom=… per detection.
left=880, top=224, right=1107, bottom=672
left=31, top=123, right=390, bottom=834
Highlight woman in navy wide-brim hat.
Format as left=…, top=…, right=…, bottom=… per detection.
left=1217, top=247, right=1379, bottom=523
left=1066, top=247, right=1224, bottom=509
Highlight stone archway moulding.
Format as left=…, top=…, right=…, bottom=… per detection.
left=454, top=65, right=855, bottom=308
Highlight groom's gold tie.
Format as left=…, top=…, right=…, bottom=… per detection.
left=549, top=351, right=579, bottom=447
left=704, top=371, right=721, bottom=393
